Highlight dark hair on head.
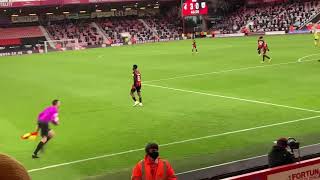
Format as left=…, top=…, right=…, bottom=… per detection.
left=145, top=143, right=159, bottom=153
left=276, top=138, right=288, bottom=148
left=133, top=64, right=138, bottom=69
left=52, top=99, right=59, bottom=106
left=259, top=36, right=263, bottom=39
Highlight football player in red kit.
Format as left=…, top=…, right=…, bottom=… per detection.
left=192, top=39, right=198, bottom=54
left=130, top=64, right=143, bottom=106
left=257, top=36, right=264, bottom=54
left=257, top=36, right=271, bottom=63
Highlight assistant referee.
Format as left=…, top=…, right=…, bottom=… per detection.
left=32, top=99, right=60, bottom=159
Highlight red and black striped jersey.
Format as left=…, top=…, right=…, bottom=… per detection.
left=258, top=40, right=265, bottom=49
left=133, top=70, right=141, bottom=86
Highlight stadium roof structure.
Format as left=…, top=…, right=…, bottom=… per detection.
left=0, top=0, right=180, bottom=17
left=0, top=0, right=177, bottom=9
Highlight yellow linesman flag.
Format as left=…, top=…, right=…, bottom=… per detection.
left=21, top=132, right=38, bottom=141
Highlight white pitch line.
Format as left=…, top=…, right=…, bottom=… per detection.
left=28, top=148, right=144, bottom=173
left=28, top=115, right=320, bottom=173
left=297, top=53, right=320, bottom=62
left=144, top=54, right=320, bottom=83
left=144, top=84, right=320, bottom=113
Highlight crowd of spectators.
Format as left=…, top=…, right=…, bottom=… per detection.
left=46, top=21, right=104, bottom=47
left=145, top=17, right=182, bottom=40
left=46, top=15, right=183, bottom=47
left=213, top=1, right=320, bottom=34
left=98, top=17, right=154, bottom=43
left=98, top=16, right=182, bottom=44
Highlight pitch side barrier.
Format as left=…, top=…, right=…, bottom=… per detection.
left=223, top=157, right=320, bottom=180
left=1, top=31, right=310, bottom=56
left=177, top=143, right=320, bottom=180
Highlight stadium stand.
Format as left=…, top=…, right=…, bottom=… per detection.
left=44, top=15, right=182, bottom=47
left=0, top=0, right=319, bottom=54
left=97, top=17, right=151, bottom=43
left=144, top=16, right=183, bottom=40
left=0, top=26, right=45, bottom=55
left=97, top=16, right=182, bottom=44
left=0, top=2, right=183, bottom=55
left=212, top=0, right=320, bottom=34
left=0, top=26, right=43, bottom=39
left=46, top=20, right=104, bottom=47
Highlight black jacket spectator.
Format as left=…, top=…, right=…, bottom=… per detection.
left=268, top=140, right=295, bottom=168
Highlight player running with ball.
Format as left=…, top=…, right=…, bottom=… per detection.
left=32, top=99, right=60, bottom=159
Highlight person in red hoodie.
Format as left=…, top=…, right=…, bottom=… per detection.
left=132, top=143, right=177, bottom=180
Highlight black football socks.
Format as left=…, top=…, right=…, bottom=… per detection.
left=33, top=141, right=44, bottom=156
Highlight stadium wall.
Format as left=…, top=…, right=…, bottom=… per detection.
left=224, top=157, right=320, bottom=180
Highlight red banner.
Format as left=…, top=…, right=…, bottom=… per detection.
left=223, top=157, right=320, bottom=180
left=182, top=0, right=208, bottom=17
left=0, top=38, right=21, bottom=46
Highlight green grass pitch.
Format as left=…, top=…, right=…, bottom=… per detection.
left=1, top=34, right=320, bottom=180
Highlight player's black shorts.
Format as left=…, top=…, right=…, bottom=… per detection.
left=38, top=121, right=51, bottom=137
left=131, top=85, right=141, bottom=93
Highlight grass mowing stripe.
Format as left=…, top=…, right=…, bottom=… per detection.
left=28, top=115, right=320, bottom=173
left=144, top=84, right=320, bottom=113
left=144, top=54, right=320, bottom=83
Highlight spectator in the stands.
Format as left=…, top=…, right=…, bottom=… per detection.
left=46, top=21, right=103, bottom=47
left=212, top=1, right=320, bottom=34
left=268, top=138, right=295, bottom=168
